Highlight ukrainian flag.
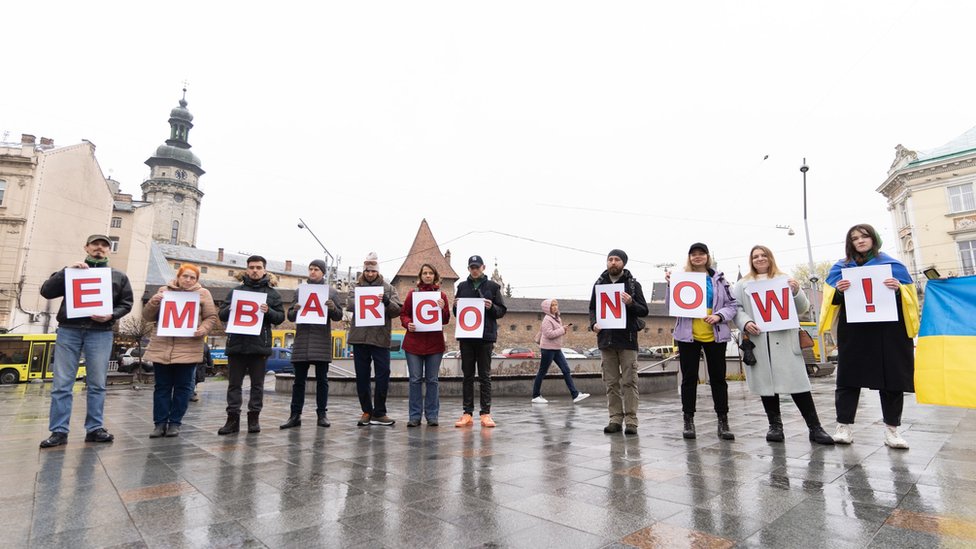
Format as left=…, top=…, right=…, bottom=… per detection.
left=915, top=276, right=976, bottom=409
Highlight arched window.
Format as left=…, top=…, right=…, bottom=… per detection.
left=170, top=220, right=179, bottom=244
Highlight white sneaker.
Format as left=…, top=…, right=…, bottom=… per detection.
left=531, top=396, right=548, bottom=404
left=833, top=423, right=854, bottom=444
left=884, top=425, right=909, bottom=449
left=573, top=392, right=590, bottom=403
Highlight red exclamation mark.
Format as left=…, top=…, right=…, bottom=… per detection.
left=862, top=279, right=875, bottom=313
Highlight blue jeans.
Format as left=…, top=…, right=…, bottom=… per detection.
left=48, top=327, right=113, bottom=433
left=532, top=349, right=579, bottom=399
left=353, top=344, right=390, bottom=417
left=405, top=352, right=442, bottom=421
left=291, top=362, right=329, bottom=414
left=153, top=363, right=196, bottom=426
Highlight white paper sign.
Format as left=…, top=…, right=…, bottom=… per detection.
left=745, top=277, right=799, bottom=332
left=669, top=272, right=708, bottom=318
left=412, top=291, right=443, bottom=333
left=64, top=267, right=113, bottom=318
left=296, top=284, right=333, bottom=325
left=454, top=298, right=485, bottom=339
left=595, top=283, right=627, bottom=329
left=225, top=290, right=267, bottom=335
left=841, top=264, right=898, bottom=323
left=354, top=286, right=385, bottom=327
left=157, top=291, right=200, bottom=337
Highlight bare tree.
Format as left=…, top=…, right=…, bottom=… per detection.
left=791, top=260, right=834, bottom=289
left=116, top=313, right=155, bottom=368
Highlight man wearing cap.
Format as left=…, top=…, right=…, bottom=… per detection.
left=588, top=249, right=649, bottom=435
left=281, top=259, right=343, bottom=429
left=38, top=234, right=134, bottom=448
left=347, top=252, right=402, bottom=426
left=452, top=255, right=507, bottom=428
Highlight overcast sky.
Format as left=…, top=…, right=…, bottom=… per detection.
left=5, top=1, right=974, bottom=299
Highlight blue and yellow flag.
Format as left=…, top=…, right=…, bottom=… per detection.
left=916, top=276, right=976, bottom=409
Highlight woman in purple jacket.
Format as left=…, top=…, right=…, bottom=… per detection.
left=669, top=243, right=738, bottom=441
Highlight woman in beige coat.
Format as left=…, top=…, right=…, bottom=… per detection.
left=143, top=264, right=218, bottom=437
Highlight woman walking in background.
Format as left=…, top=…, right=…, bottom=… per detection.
left=531, top=299, right=589, bottom=404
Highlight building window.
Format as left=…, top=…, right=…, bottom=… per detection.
left=173, top=263, right=181, bottom=270
left=510, top=324, right=517, bottom=331
left=960, top=240, right=976, bottom=276
left=948, top=183, right=976, bottom=213
left=109, top=236, right=119, bottom=253
left=110, top=216, right=122, bottom=228
left=200, top=266, right=208, bottom=274
left=572, top=325, right=578, bottom=332
left=0, top=179, right=6, bottom=206
left=228, top=270, right=235, bottom=276
left=526, top=325, right=532, bottom=331
left=899, top=203, right=909, bottom=228
left=170, top=220, right=179, bottom=245
left=658, top=327, right=664, bottom=335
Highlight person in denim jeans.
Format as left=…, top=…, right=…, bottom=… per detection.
left=532, top=299, right=589, bottom=404
left=400, top=264, right=450, bottom=427
left=39, top=234, right=133, bottom=448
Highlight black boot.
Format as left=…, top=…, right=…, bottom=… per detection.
left=766, top=415, right=785, bottom=442
left=791, top=392, right=835, bottom=445
left=247, top=411, right=261, bottom=433
left=218, top=414, right=240, bottom=435
left=717, top=414, right=735, bottom=440
left=808, top=425, right=835, bottom=445
left=317, top=412, right=331, bottom=428
left=682, top=414, right=696, bottom=439
left=280, top=413, right=301, bottom=429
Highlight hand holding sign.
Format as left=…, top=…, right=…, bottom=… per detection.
left=745, top=277, right=799, bottom=332
left=840, top=265, right=897, bottom=323
left=65, top=268, right=113, bottom=319
left=595, top=284, right=627, bottom=329
left=157, top=292, right=201, bottom=337
left=354, top=287, right=385, bottom=327
left=226, top=290, right=267, bottom=335
left=668, top=272, right=707, bottom=318
left=412, top=291, right=443, bottom=333
left=455, top=298, right=485, bottom=338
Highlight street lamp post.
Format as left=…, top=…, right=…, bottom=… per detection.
left=800, top=159, right=826, bottom=366
left=297, top=218, right=336, bottom=284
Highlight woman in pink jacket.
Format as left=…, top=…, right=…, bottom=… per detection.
left=531, top=299, right=589, bottom=404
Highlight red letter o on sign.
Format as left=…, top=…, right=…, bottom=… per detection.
left=458, top=307, right=483, bottom=330
left=673, top=281, right=704, bottom=310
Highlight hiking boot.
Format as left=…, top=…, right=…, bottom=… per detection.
left=766, top=415, right=785, bottom=442
left=427, top=418, right=439, bottom=426
left=682, top=414, right=696, bottom=439
left=407, top=419, right=421, bottom=427
left=85, top=428, right=114, bottom=443
left=531, top=396, right=548, bottom=404
left=317, top=412, right=331, bottom=428
left=164, top=424, right=181, bottom=437
left=883, top=425, right=909, bottom=449
left=218, top=414, right=240, bottom=435
left=247, top=411, right=261, bottom=433
left=604, top=422, right=623, bottom=434
left=149, top=424, right=167, bottom=438
left=357, top=413, right=372, bottom=426
left=455, top=413, right=474, bottom=427
left=833, top=423, right=854, bottom=444
left=280, top=413, right=302, bottom=429
left=624, top=424, right=638, bottom=435
left=40, top=432, right=68, bottom=448
left=717, top=415, right=735, bottom=441
left=809, top=425, right=835, bottom=445
left=370, top=415, right=396, bottom=426
left=573, top=392, right=591, bottom=403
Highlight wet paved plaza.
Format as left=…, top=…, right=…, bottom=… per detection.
left=2, top=376, right=976, bottom=548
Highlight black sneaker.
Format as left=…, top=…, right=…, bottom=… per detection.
left=40, top=432, right=68, bottom=448
left=407, top=419, right=421, bottom=427
left=603, top=422, right=623, bottom=434
left=624, top=424, right=638, bottom=435
left=84, top=428, right=115, bottom=443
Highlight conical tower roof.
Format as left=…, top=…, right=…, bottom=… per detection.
left=395, top=219, right=459, bottom=280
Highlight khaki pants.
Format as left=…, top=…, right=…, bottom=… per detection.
left=601, top=348, right=639, bottom=426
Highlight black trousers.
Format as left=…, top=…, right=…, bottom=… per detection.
left=835, top=386, right=904, bottom=426
left=677, top=340, right=729, bottom=415
left=460, top=340, right=493, bottom=415
left=761, top=392, right=822, bottom=428
left=291, top=362, right=329, bottom=414
left=226, top=355, right=267, bottom=414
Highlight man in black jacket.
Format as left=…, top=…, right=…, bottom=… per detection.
left=38, top=234, right=134, bottom=448
left=217, top=255, right=285, bottom=435
left=452, top=255, right=506, bottom=428
left=588, top=249, right=649, bottom=435
left=280, top=259, right=342, bottom=429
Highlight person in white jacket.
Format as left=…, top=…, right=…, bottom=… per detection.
left=531, top=299, right=589, bottom=404
left=731, top=245, right=834, bottom=445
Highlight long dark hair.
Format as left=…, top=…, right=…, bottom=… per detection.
left=417, top=263, right=441, bottom=285
left=844, top=223, right=881, bottom=264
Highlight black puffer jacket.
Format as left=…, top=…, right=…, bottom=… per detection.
left=453, top=276, right=507, bottom=342
left=587, top=269, right=649, bottom=351
left=40, top=262, right=133, bottom=331
left=218, top=275, right=285, bottom=356
left=287, top=280, right=342, bottom=363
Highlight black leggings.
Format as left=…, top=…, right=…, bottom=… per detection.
left=677, top=340, right=728, bottom=415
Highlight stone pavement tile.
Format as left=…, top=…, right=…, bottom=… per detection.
left=448, top=504, right=551, bottom=541
left=119, top=480, right=198, bottom=504
left=884, top=508, right=976, bottom=542
left=337, top=507, right=468, bottom=549
left=503, top=492, right=654, bottom=539
left=29, top=521, right=144, bottom=549
left=816, top=482, right=904, bottom=509
left=485, top=521, right=614, bottom=549
left=739, top=499, right=887, bottom=549
left=408, top=492, right=497, bottom=523
left=922, top=456, right=976, bottom=482
left=658, top=507, right=764, bottom=542
left=866, top=524, right=971, bottom=549
left=693, top=482, right=809, bottom=523
left=31, top=495, right=133, bottom=538
left=620, top=522, right=735, bottom=549
left=130, top=503, right=234, bottom=538
left=238, top=493, right=393, bottom=537
left=209, top=490, right=307, bottom=520
left=255, top=522, right=376, bottom=549
left=143, top=520, right=265, bottom=549
left=897, top=484, right=976, bottom=520
left=556, top=482, right=690, bottom=522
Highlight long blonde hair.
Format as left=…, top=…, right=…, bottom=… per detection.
left=744, top=245, right=785, bottom=280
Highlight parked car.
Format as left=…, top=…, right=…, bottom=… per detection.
left=443, top=350, right=461, bottom=359
left=119, top=347, right=153, bottom=373
left=561, top=348, right=586, bottom=359
left=500, top=347, right=535, bottom=358
left=265, top=347, right=294, bottom=374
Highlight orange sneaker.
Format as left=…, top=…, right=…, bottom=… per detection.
left=454, top=413, right=474, bottom=427
left=480, top=414, right=496, bottom=428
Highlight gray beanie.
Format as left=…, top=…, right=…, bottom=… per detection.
left=309, top=259, right=327, bottom=273
left=608, top=249, right=628, bottom=266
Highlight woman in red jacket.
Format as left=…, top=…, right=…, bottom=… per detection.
left=400, top=264, right=450, bottom=427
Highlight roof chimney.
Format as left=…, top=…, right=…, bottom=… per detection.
left=444, top=249, right=452, bottom=265
left=39, top=137, right=54, bottom=147
left=217, top=248, right=224, bottom=262
left=285, top=260, right=293, bottom=272
left=21, top=134, right=36, bottom=145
